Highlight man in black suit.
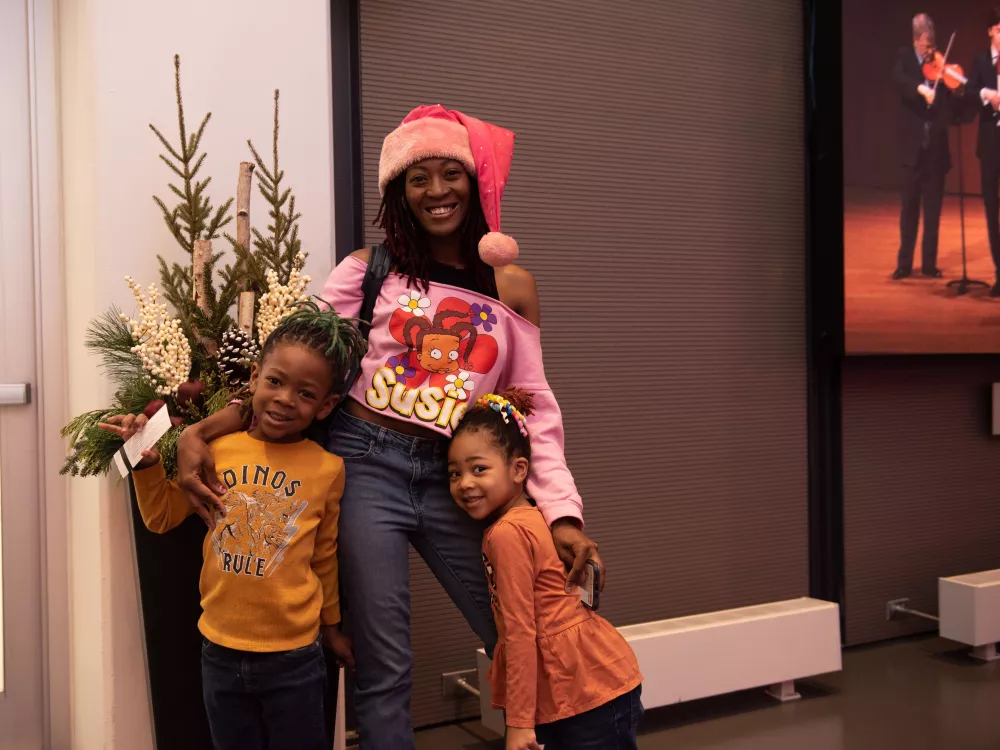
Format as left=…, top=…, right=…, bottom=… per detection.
left=892, top=14, right=960, bottom=280
left=967, top=8, right=1000, bottom=295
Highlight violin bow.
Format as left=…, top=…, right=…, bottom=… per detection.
left=931, top=31, right=957, bottom=94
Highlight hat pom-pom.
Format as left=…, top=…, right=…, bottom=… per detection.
left=479, top=232, right=519, bottom=267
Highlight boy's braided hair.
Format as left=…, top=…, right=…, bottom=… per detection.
left=260, top=298, right=368, bottom=395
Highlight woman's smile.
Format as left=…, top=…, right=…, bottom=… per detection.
left=424, top=203, right=459, bottom=219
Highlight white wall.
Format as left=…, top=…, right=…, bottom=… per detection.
left=57, top=0, right=336, bottom=746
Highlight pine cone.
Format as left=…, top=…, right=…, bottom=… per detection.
left=217, top=328, right=259, bottom=386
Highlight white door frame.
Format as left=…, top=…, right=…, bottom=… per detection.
left=1, top=0, right=71, bottom=746
left=29, top=0, right=71, bottom=745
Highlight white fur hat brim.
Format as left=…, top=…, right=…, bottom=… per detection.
left=378, top=118, right=476, bottom=195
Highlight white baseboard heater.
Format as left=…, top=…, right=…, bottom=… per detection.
left=477, top=597, right=842, bottom=736
left=939, top=569, right=1000, bottom=661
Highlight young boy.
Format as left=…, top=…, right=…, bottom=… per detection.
left=102, top=304, right=363, bottom=750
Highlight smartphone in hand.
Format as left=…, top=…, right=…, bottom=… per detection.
left=577, top=560, right=601, bottom=611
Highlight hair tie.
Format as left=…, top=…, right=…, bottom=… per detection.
left=477, top=393, right=529, bottom=437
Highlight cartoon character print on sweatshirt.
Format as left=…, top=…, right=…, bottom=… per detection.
left=365, top=292, right=500, bottom=430
left=211, top=466, right=307, bottom=579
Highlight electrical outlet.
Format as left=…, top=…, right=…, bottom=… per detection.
left=441, top=669, right=479, bottom=699
left=886, top=597, right=910, bottom=621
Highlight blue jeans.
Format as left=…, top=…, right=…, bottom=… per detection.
left=200, top=638, right=327, bottom=750
left=534, top=685, right=644, bottom=750
left=326, top=410, right=498, bottom=750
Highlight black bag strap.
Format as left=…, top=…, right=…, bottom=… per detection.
left=358, top=243, right=391, bottom=340
left=338, top=243, right=391, bottom=402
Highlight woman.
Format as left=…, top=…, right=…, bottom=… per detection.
left=176, top=104, right=602, bottom=749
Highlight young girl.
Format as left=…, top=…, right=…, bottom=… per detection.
left=175, top=105, right=603, bottom=748
left=99, top=302, right=364, bottom=750
left=449, top=389, right=643, bottom=750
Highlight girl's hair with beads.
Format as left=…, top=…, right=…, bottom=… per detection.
left=452, top=387, right=535, bottom=461
left=260, top=298, right=368, bottom=394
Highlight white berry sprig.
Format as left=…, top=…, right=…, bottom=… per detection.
left=256, top=252, right=312, bottom=346
left=120, top=277, right=192, bottom=395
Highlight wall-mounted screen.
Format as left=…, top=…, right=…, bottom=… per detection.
left=844, top=3, right=1000, bottom=353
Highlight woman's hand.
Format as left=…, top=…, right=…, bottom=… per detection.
left=97, top=413, right=159, bottom=469
left=177, top=425, right=227, bottom=529
left=323, top=625, right=355, bottom=670
left=506, top=726, right=543, bottom=750
left=551, top=518, right=605, bottom=592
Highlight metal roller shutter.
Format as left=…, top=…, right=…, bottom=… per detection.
left=358, top=0, right=808, bottom=726
left=842, top=359, right=1000, bottom=645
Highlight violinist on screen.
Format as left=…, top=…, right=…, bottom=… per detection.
left=892, top=14, right=962, bottom=281
left=967, top=7, right=1000, bottom=296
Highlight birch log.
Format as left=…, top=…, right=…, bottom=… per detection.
left=192, top=240, right=218, bottom=356
left=236, top=161, right=255, bottom=292
left=238, top=292, right=255, bottom=337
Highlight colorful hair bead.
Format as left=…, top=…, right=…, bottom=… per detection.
left=477, top=393, right=529, bottom=437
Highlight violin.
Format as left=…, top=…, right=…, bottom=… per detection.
left=922, top=49, right=968, bottom=90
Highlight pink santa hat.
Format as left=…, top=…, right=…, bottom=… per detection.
left=378, top=104, right=518, bottom=268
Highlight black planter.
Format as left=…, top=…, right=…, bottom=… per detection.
left=125, top=475, right=213, bottom=749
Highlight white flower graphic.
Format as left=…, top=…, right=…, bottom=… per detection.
left=445, top=371, right=476, bottom=401
left=397, top=290, right=431, bottom=317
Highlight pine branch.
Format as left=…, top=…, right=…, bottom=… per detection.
left=155, top=206, right=188, bottom=252
left=189, top=301, right=235, bottom=352
left=201, top=251, right=240, bottom=342
left=83, top=307, right=149, bottom=384
left=60, top=409, right=114, bottom=445
left=158, top=426, right=184, bottom=479
left=186, top=266, right=238, bottom=369
left=205, top=252, right=223, bottom=310
left=190, top=153, right=207, bottom=180
left=242, top=89, right=307, bottom=287
left=174, top=56, right=189, bottom=159
left=150, top=54, right=233, bottom=258
left=59, top=409, right=126, bottom=477
left=207, top=200, right=234, bottom=239
left=189, top=113, right=211, bottom=158
left=158, top=257, right=193, bottom=305
left=113, top=373, right=161, bottom=413
left=158, top=154, right=186, bottom=180
left=149, top=124, right=184, bottom=163
left=156, top=256, right=208, bottom=369
left=221, top=241, right=269, bottom=296
left=169, top=183, right=187, bottom=202
left=205, top=382, right=236, bottom=416
left=247, top=140, right=275, bottom=184
left=85, top=306, right=136, bottom=353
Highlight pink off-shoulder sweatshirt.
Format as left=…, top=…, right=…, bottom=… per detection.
left=321, top=256, right=582, bottom=526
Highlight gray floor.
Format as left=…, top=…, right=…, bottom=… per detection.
left=414, top=635, right=1000, bottom=750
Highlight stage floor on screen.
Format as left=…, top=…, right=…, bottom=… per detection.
left=845, top=186, right=1000, bottom=354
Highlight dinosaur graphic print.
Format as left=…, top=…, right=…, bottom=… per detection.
left=211, top=483, right=307, bottom=579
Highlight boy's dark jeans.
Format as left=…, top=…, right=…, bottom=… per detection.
left=201, top=638, right=327, bottom=750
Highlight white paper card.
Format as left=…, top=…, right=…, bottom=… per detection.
left=123, top=404, right=171, bottom=467
left=113, top=451, right=129, bottom=478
